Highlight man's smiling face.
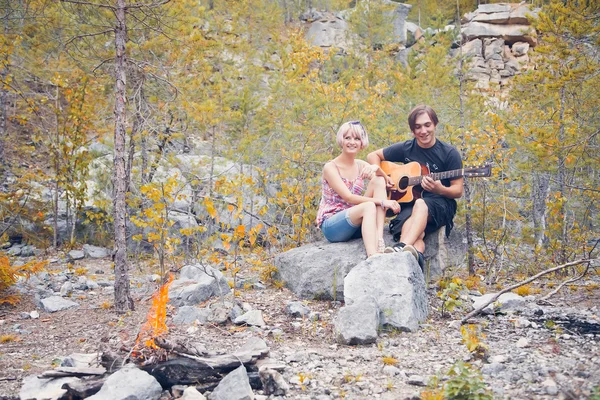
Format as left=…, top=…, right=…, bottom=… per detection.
left=412, top=112, right=437, bottom=149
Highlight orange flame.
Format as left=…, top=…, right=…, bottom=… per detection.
left=135, top=274, right=173, bottom=352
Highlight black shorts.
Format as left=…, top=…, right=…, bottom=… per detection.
left=389, top=196, right=457, bottom=242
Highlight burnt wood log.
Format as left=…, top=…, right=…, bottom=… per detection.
left=142, top=357, right=224, bottom=388
left=142, top=337, right=269, bottom=388
left=61, top=378, right=105, bottom=399
left=154, top=337, right=209, bottom=357
left=100, top=349, right=126, bottom=373
left=38, top=367, right=106, bottom=378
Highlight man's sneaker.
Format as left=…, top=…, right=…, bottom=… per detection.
left=416, top=251, right=425, bottom=272
left=384, top=242, right=406, bottom=253
left=401, top=244, right=419, bottom=260
left=391, top=243, right=426, bottom=272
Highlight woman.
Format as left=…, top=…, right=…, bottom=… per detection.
left=316, top=121, right=400, bottom=257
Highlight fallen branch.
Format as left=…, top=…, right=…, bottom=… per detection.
left=461, top=259, right=593, bottom=324
left=540, top=263, right=591, bottom=302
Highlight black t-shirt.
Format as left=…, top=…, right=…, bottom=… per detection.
left=382, top=138, right=463, bottom=192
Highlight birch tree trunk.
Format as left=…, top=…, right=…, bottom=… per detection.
left=113, top=0, right=133, bottom=313
left=531, top=171, right=550, bottom=247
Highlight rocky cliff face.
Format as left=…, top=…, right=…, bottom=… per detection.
left=303, top=2, right=538, bottom=93
left=460, top=3, right=538, bottom=91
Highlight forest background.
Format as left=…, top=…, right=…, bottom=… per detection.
left=0, top=0, right=598, bottom=312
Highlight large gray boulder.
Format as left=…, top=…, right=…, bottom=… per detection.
left=344, top=253, right=428, bottom=332
left=334, top=295, right=380, bottom=345
left=274, top=239, right=365, bottom=301
left=275, top=227, right=461, bottom=301
left=87, top=366, right=162, bottom=400
left=208, top=365, right=254, bottom=400
left=169, top=264, right=231, bottom=307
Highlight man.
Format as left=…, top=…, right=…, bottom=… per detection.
left=366, top=105, right=464, bottom=268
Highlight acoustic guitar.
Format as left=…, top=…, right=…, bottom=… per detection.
left=380, top=161, right=491, bottom=203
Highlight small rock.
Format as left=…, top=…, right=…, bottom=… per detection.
left=285, top=301, right=311, bottom=318
left=382, top=365, right=402, bottom=376
left=406, top=374, right=427, bottom=386
left=490, top=355, right=508, bottom=364
left=516, top=337, right=529, bottom=348
left=181, top=386, right=207, bottom=400
left=259, top=367, right=289, bottom=396
left=233, top=309, right=266, bottom=327
left=19, top=312, right=31, bottom=319
left=60, top=281, right=74, bottom=297
left=541, top=378, right=558, bottom=396
left=68, top=250, right=85, bottom=260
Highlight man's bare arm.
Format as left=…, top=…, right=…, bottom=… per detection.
left=367, top=149, right=385, bottom=165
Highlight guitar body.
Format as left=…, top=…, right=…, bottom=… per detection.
left=380, top=161, right=491, bottom=204
left=380, top=161, right=429, bottom=203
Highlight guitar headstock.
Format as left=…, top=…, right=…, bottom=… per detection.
left=464, top=164, right=492, bottom=178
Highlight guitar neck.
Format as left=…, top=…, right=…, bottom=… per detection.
left=409, top=169, right=464, bottom=186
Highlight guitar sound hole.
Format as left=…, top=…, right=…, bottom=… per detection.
left=398, top=176, right=409, bottom=190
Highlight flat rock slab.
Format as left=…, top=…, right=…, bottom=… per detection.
left=40, top=296, right=79, bottom=313
left=83, top=244, right=110, bottom=258
left=20, top=375, right=81, bottom=400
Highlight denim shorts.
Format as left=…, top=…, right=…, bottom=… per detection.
left=320, top=209, right=362, bottom=242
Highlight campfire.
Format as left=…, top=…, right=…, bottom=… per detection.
left=28, top=273, right=278, bottom=399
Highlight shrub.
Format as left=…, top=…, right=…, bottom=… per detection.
left=0, top=254, right=46, bottom=305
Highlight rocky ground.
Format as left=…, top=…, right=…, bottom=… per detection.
left=0, top=250, right=599, bottom=400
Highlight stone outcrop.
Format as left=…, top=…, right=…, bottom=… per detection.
left=460, top=3, right=538, bottom=90
left=306, top=17, right=349, bottom=49
left=304, top=3, right=412, bottom=50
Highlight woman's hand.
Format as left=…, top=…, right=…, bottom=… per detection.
left=381, top=199, right=400, bottom=214
left=360, top=164, right=379, bottom=180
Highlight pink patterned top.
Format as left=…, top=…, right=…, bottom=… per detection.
left=316, top=162, right=366, bottom=227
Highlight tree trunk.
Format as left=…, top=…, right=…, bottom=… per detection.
left=557, top=85, right=567, bottom=263
left=113, top=0, right=133, bottom=313
left=531, top=171, right=549, bottom=247
left=0, top=10, right=9, bottom=179
left=455, top=25, right=475, bottom=275
left=53, top=85, right=60, bottom=248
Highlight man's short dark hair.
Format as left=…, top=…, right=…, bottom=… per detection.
left=408, top=105, right=439, bottom=132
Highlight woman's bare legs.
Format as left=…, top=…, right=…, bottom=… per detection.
left=348, top=176, right=388, bottom=256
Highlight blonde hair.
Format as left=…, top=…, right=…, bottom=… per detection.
left=335, top=121, right=369, bottom=149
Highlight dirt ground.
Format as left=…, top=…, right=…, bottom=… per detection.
left=1, top=254, right=599, bottom=399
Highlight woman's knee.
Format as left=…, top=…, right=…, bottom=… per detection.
left=371, top=175, right=386, bottom=188
left=361, top=201, right=377, bottom=218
